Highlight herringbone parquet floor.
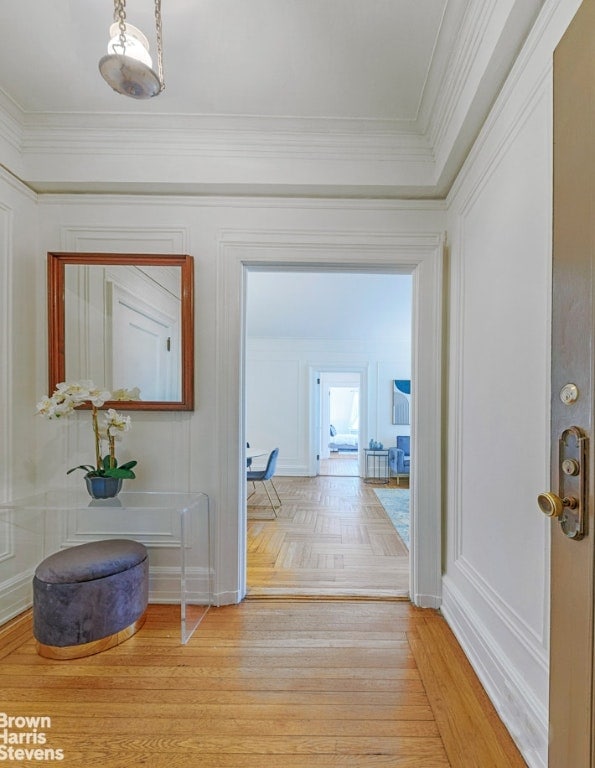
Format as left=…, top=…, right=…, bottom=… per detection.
left=247, top=473, right=409, bottom=598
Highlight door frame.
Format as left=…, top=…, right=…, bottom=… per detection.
left=214, top=229, right=443, bottom=608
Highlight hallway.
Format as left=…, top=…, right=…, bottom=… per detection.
left=0, top=599, right=527, bottom=768
left=247, top=474, right=409, bottom=597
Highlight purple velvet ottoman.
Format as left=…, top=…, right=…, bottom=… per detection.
left=33, top=538, right=148, bottom=659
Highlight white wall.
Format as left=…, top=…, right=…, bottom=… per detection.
left=245, top=270, right=412, bottom=472
left=444, top=1, right=581, bottom=765
left=22, top=198, right=442, bottom=611
left=246, top=337, right=410, bottom=475
left=0, top=169, right=41, bottom=621
left=0, top=190, right=443, bottom=619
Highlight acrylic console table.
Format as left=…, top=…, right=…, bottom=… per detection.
left=0, top=489, right=211, bottom=645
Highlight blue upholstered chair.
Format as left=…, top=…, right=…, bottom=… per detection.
left=247, top=447, right=281, bottom=516
left=388, top=436, right=410, bottom=484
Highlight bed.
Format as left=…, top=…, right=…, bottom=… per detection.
left=328, top=426, right=358, bottom=452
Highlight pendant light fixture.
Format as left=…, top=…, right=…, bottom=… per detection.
left=99, top=0, right=165, bottom=99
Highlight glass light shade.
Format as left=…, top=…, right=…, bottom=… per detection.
left=106, top=22, right=152, bottom=68
left=99, top=20, right=161, bottom=99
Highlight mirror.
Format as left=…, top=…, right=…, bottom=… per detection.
left=48, top=252, right=194, bottom=410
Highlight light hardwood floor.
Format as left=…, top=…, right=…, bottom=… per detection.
left=319, top=453, right=359, bottom=476
left=247, top=473, right=409, bottom=598
left=0, top=601, right=527, bottom=767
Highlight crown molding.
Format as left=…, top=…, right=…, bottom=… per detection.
left=447, top=0, right=580, bottom=206
left=13, top=111, right=438, bottom=196
left=38, top=192, right=447, bottom=212
left=0, top=89, right=24, bottom=176
left=20, top=113, right=432, bottom=163
left=0, top=1, right=548, bottom=198
left=427, top=0, right=499, bottom=152
left=425, top=0, right=546, bottom=192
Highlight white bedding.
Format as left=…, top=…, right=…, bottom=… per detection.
left=328, top=433, right=358, bottom=450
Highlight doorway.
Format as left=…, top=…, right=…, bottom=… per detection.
left=320, top=371, right=361, bottom=477
left=245, top=269, right=413, bottom=597
left=215, top=229, right=443, bottom=607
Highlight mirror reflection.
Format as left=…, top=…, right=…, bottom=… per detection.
left=48, top=253, right=194, bottom=411
left=65, top=264, right=181, bottom=402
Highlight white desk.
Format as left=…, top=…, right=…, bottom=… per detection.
left=0, top=489, right=211, bottom=644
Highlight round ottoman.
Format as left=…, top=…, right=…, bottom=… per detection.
left=33, top=538, right=148, bottom=660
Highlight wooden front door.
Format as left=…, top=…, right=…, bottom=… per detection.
left=549, top=1, right=595, bottom=763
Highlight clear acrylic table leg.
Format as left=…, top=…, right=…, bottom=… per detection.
left=180, top=496, right=211, bottom=644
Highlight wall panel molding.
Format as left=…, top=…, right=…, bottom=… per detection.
left=0, top=204, right=12, bottom=502
left=454, top=555, right=549, bottom=651
left=442, top=577, right=548, bottom=768
left=61, top=225, right=188, bottom=254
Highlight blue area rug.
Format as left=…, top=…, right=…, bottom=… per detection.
left=373, top=488, right=410, bottom=549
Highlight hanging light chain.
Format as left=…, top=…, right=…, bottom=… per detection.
left=155, top=0, right=165, bottom=90
left=114, top=0, right=128, bottom=56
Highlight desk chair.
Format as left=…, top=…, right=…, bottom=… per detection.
left=247, top=447, right=281, bottom=516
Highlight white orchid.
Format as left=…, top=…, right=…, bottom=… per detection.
left=111, top=387, right=141, bottom=401
left=35, top=394, right=74, bottom=419
left=104, top=409, right=131, bottom=437
left=36, top=380, right=138, bottom=479
left=54, top=380, right=111, bottom=408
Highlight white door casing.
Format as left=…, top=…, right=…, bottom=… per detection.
left=214, top=229, right=444, bottom=607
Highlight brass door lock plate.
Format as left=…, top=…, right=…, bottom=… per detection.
left=538, top=426, right=587, bottom=540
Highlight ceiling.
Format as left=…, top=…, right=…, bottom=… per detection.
left=2, top=0, right=445, bottom=120
left=0, top=0, right=545, bottom=197
left=246, top=271, right=412, bottom=342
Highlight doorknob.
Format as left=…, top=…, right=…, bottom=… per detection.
left=537, top=491, right=578, bottom=518
left=538, top=426, right=587, bottom=540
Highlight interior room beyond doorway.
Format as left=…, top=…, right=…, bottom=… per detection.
left=245, top=268, right=413, bottom=598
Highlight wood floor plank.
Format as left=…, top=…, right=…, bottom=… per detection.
left=0, top=610, right=33, bottom=660
left=247, top=475, right=409, bottom=597
left=409, top=615, right=527, bottom=768
left=0, top=601, right=527, bottom=767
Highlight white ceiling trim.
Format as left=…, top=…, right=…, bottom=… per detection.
left=21, top=120, right=433, bottom=162
left=0, top=0, right=546, bottom=198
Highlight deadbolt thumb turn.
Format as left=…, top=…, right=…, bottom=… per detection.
left=537, top=426, right=587, bottom=540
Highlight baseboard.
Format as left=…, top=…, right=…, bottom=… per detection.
left=441, top=577, right=548, bottom=768
left=148, top=565, right=212, bottom=604
left=411, top=592, right=441, bottom=609
left=0, top=572, right=33, bottom=626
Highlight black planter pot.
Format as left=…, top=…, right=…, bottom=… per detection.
left=85, top=475, right=123, bottom=499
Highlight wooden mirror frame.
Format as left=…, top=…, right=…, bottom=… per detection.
left=48, top=252, right=194, bottom=411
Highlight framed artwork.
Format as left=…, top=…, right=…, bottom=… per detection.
left=392, top=380, right=410, bottom=425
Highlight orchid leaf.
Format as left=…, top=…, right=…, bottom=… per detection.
left=104, top=467, right=136, bottom=479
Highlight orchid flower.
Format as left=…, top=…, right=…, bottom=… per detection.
left=36, top=380, right=138, bottom=479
